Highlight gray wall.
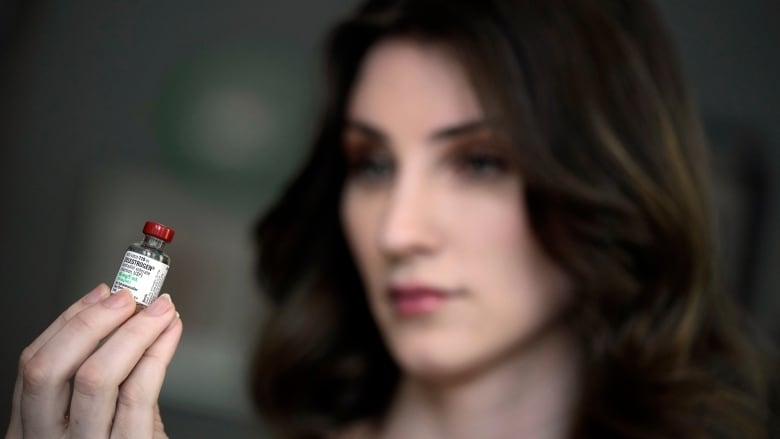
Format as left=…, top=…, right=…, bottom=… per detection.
left=656, top=0, right=780, bottom=327
left=0, top=1, right=777, bottom=437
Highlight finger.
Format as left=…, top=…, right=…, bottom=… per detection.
left=27, top=284, right=111, bottom=359
left=5, top=369, right=23, bottom=438
left=112, top=314, right=182, bottom=439
left=7, top=284, right=108, bottom=438
left=152, top=403, right=167, bottom=439
left=20, top=289, right=136, bottom=438
left=68, top=295, right=178, bottom=439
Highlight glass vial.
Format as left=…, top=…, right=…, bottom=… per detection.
left=111, top=221, right=174, bottom=310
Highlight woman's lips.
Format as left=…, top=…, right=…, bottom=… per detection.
left=388, top=285, right=451, bottom=316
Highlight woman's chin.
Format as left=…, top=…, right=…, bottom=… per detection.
left=391, top=343, right=479, bottom=384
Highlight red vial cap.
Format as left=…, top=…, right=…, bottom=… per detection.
left=143, top=221, right=175, bottom=243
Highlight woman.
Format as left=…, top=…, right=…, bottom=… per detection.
left=252, top=0, right=775, bottom=438
left=5, top=0, right=775, bottom=438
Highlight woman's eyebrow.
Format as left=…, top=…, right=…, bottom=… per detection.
left=430, top=119, right=491, bottom=142
left=344, top=118, right=491, bottom=145
left=344, top=120, right=387, bottom=145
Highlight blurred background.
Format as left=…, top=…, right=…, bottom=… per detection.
left=0, top=0, right=777, bottom=437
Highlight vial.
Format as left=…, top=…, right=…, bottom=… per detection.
left=111, top=221, right=174, bottom=310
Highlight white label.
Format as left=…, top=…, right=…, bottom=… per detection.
left=111, top=250, right=169, bottom=306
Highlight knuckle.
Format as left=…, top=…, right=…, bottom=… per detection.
left=123, top=323, right=148, bottom=340
left=60, top=305, right=81, bottom=323
left=18, top=345, right=36, bottom=369
left=141, top=349, right=169, bottom=368
left=74, top=362, right=111, bottom=397
left=118, top=379, right=152, bottom=408
left=21, top=357, right=53, bottom=393
left=69, top=311, right=98, bottom=333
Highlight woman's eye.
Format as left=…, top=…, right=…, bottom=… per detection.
left=454, top=151, right=510, bottom=179
left=346, top=154, right=395, bottom=183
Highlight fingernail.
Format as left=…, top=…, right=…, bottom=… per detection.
left=163, top=312, right=181, bottom=333
left=83, top=284, right=107, bottom=304
left=103, top=290, right=132, bottom=309
left=144, top=294, right=173, bottom=316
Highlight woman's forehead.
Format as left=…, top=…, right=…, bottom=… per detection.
left=346, top=38, right=484, bottom=133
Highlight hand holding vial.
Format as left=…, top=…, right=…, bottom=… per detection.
left=5, top=222, right=182, bottom=438
left=6, top=286, right=181, bottom=438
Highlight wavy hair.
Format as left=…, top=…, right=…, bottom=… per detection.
left=252, top=1, right=775, bottom=437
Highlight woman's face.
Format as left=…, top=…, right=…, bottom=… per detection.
left=340, top=39, right=572, bottom=381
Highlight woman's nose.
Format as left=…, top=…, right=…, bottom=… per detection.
left=378, top=174, right=439, bottom=260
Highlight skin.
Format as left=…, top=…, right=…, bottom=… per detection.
left=6, top=285, right=182, bottom=438
left=3, top=37, right=579, bottom=439
left=340, top=39, right=581, bottom=439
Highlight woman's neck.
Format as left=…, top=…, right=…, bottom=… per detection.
left=376, top=328, right=582, bottom=439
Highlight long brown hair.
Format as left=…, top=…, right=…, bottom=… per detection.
left=252, top=1, right=775, bottom=437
